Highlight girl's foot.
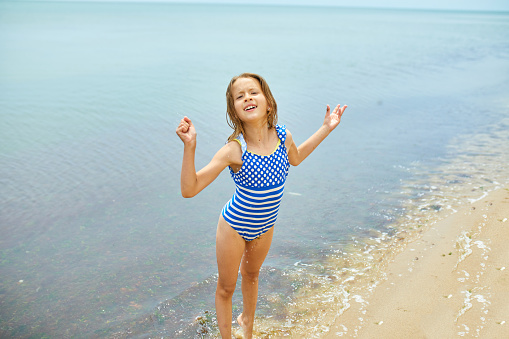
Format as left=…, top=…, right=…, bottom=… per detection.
left=237, top=313, right=250, bottom=338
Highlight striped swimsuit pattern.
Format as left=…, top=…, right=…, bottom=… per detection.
left=222, top=125, right=290, bottom=241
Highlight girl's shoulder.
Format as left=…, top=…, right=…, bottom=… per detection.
left=227, top=133, right=247, bottom=155
left=224, top=137, right=243, bottom=154
left=216, top=140, right=243, bottom=169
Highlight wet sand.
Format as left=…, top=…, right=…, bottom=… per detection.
left=326, top=188, right=509, bottom=338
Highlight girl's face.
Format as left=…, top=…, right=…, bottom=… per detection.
left=231, top=77, right=269, bottom=124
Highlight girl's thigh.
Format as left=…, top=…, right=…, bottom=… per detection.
left=241, top=226, right=274, bottom=275
left=216, top=215, right=245, bottom=284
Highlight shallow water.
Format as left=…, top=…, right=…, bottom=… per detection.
left=0, top=2, right=508, bottom=338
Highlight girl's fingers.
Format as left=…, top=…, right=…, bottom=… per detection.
left=176, top=121, right=190, bottom=134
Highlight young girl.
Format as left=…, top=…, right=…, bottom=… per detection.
left=176, top=73, right=346, bottom=338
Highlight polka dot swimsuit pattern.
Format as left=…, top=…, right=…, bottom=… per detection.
left=222, top=125, right=290, bottom=241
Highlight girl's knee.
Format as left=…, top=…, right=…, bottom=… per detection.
left=240, top=268, right=260, bottom=283
left=216, top=280, right=237, bottom=298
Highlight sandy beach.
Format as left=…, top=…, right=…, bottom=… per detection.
left=325, top=187, right=509, bottom=338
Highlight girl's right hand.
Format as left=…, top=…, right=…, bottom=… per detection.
left=176, top=116, right=197, bottom=147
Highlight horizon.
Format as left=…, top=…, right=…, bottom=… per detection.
left=14, top=0, right=509, bottom=13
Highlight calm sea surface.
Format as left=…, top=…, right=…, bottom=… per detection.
left=1, top=2, right=508, bottom=337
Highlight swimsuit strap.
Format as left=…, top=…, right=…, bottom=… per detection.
left=276, top=124, right=287, bottom=144
left=236, top=133, right=248, bottom=155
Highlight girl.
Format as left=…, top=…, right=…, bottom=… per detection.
left=176, top=73, right=346, bottom=338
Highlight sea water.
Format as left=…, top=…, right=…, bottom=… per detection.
left=0, top=2, right=508, bottom=337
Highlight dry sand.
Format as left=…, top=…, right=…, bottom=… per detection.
left=325, top=188, right=509, bottom=338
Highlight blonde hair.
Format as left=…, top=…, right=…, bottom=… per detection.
left=225, top=73, right=278, bottom=142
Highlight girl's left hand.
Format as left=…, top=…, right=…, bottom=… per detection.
left=323, top=104, right=347, bottom=132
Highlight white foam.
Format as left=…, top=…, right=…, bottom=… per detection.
left=456, top=231, right=473, bottom=265
left=468, top=191, right=488, bottom=203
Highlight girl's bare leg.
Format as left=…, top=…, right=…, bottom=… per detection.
left=215, top=215, right=245, bottom=338
left=237, top=227, right=274, bottom=339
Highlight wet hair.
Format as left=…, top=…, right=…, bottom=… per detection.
left=225, top=73, right=278, bottom=142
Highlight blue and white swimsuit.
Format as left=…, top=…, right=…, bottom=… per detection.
left=222, top=125, right=290, bottom=241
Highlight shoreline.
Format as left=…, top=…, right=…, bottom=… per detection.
left=325, top=187, right=509, bottom=338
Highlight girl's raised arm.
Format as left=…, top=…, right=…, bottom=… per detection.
left=176, top=117, right=241, bottom=198
left=286, top=104, right=347, bottom=166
